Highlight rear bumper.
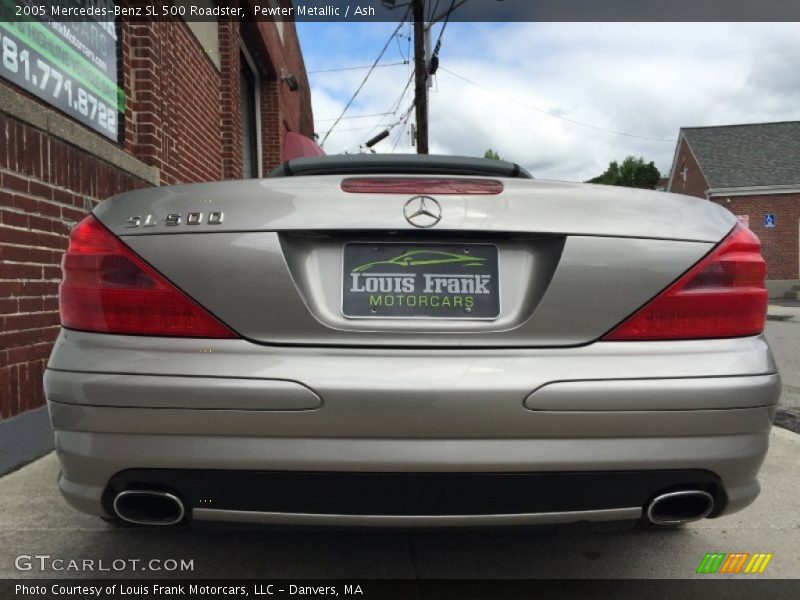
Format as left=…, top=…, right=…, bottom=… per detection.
left=45, top=330, right=780, bottom=525
left=102, top=468, right=723, bottom=527
left=52, top=428, right=770, bottom=524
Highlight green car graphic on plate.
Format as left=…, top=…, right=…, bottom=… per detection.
left=352, top=250, right=486, bottom=273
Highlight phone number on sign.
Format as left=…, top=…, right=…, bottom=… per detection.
left=0, top=31, right=117, bottom=135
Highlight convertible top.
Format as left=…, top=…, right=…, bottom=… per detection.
left=268, top=154, right=533, bottom=179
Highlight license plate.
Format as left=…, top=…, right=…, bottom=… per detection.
left=342, top=243, right=500, bottom=319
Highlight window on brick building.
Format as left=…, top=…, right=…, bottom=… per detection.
left=240, top=51, right=260, bottom=179
left=681, top=161, right=688, bottom=182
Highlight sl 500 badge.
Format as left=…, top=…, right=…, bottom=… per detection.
left=125, top=212, right=224, bottom=228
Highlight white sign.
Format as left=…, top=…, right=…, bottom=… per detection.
left=736, top=215, right=749, bottom=228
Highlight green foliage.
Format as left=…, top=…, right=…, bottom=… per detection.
left=483, top=149, right=501, bottom=160
left=587, top=156, right=661, bottom=189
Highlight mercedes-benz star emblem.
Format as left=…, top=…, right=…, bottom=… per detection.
left=403, top=196, right=442, bottom=228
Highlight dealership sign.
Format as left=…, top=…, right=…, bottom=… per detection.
left=342, top=243, right=501, bottom=320
left=0, top=0, right=122, bottom=140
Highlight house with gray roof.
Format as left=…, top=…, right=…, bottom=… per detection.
left=667, top=121, right=800, bottom=297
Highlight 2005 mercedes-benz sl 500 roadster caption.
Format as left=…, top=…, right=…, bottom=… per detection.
left=44, top=154, right=780, bottom=528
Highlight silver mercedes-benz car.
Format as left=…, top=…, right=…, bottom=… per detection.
left=44, top=154, right=779, bottom=528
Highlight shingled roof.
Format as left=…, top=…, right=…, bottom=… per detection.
left=681, top=121, right=800, bottom=189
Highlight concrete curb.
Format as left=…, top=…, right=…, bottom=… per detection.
left=767, top=304, right=800, bottom=322
left=775, top=408, right=800, bottom=435
left=0, top=407, right=54, bottom=476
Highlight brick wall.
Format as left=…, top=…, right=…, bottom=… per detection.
left=667, top=137, right=709, bottom=199
left=0, top=114, right=149, bottom=419
left=244, top=19, right=314, bottom=172
left=668, top=137, right=800, bottom=280
left=711, top=193, right=800, bottom=280
left=1, top=18, right=313, bottom=421
left=128, top=22, right=225, bottom=184
left=220, top=20, right=244, bottom=180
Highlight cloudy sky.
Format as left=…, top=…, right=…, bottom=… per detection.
left=296, top=22, right=800, bottom=182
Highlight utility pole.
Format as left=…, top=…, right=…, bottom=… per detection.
left=412, top=0, right=429, bottom=154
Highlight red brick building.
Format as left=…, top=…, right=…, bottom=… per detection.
left=0, top=8, right=313, bottom=472
left=667, top=122, right=800, bottom=298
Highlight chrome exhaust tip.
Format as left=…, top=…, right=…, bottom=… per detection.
left=113, top=490, right=185, bottom=526
left=646, top=490, right=714, bottom=526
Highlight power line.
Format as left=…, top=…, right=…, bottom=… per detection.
left=393, top=102, right=417, bottom=128
left=333, top=48, right=416, bottom=152
left=344, top=72, right=415, bottom=152
left=427, top=0, right=441, bottom=21
left=330, top=10, right=415, bottom=151
left=440, top=67, right=676, bottom=143
left=317, top=73, right=413, bottom=140
left=320, top=10, right=411, bottom=146
left=432, top=0, right=455, bottom=53
left=308, top=61, right=408, bottom=75
left=345, top=101, right=416, bottom=153
left=425, top=0, right=455, bottom=91
left=429, top=0, right=469, bottom=24
left=367, top=73, right=414, bottom=145
left=335, top=123, right=396, bottom=133
left=394, top=22, right=410, bottom=61
left=376, top=102, right=417, bottom=151
left=390, top=107, right=415, bottom=152
left=405, top=21, right=412, bottom=65
left=316, top=112, right=394, bottom=122
left=389, top=72, right=415, bottom=115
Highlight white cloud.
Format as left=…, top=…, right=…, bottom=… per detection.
left=305, top=23, right=800, bottom=181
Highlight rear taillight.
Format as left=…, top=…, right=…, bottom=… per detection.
left=603, top=224, right=767, bottom=341
left=59, top=215, right=236, bottom=338
left=341, top=177, right=503, bottom=195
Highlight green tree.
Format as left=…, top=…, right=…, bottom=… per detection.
left=587, top=156, right=661, bottom=189
left=483, top=149, right=501, bottom=160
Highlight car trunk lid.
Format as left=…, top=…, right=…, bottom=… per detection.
left=93, top=163, right=734, bottom=348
